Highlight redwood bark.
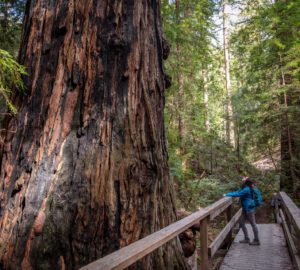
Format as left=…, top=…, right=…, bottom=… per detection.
left=0, top=1, right=188, bottom=269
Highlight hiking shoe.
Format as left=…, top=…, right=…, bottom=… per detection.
left=239, top=239, right=250, bottom=244
left=249, top=239, right=260, bottom=245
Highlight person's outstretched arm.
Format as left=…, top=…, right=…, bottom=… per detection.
left=225, top=188, right=249, bottom=197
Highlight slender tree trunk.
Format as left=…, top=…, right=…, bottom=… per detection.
left=292, top=97, right=300, bottom=198
left=202, top=69, right=210, bottom=132
left=177, top=73, right=186, bottom=144
left=279, top=55, right=295, bottom=195
left=0, top=1, right=188, bottom=269
left=280, top=92, right=294, bottom=193
left=175, top=0, right=187, bottom=172
left=222, top=0, right=235, bottom=147
left=236, top=123, right=240, bottom=163
left=175, top=0, right=185, bottom=144
left=267, top=142, right=278, bottom=171
left=280, top=90, right=300, bottom=198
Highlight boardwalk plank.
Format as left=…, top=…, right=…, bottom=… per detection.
left=219, top=224, right=294, bottom=270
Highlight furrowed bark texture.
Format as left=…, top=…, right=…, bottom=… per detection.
left=0, top=1, right=188, bottom=269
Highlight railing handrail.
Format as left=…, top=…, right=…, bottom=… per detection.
left=80, top=197, right=233, bottom=270
left=276, top=191, right=300, bottom=270
left=279, top=191, right=300, bottom=233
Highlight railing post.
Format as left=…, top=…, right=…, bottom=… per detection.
left=275, top=197, right=279, bottom=223
left=297, top=233, right=300, bottom=257
left=80, top=197, right=231, bottom=270
left=295, top=225, right=300, bottom=255
left=225, top=204, right=233, bottom=245
left=273, top=194, right=280, bottom=223
left=200, top=216, right=209, bottom=270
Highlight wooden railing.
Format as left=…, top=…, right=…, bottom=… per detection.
left=80, top=197, right=242, bottom=270
left=274, top=192, right=300, bottom=270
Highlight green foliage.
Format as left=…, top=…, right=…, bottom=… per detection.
left=162, top=0, right=300, bottom=208
left=177, top=176, right=236, bottom=209
left=230, top=0, right=300, bottom=161
left=0, top=0, right=25, bottom=55
left=0, top=49, right=26, bottom=113
left=162, top=0, right=268, bottom=209
left=256, top=172, right=280, bottom=202
left=0, top=1, right=26, bottom=115
left=162, top=0, right=227, bottom=182
left=169, top=130, right=261, bottom=209
left=228, top=0, right=300, bottom=198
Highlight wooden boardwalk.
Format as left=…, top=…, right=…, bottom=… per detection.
left=219, top=224, right=294, bottom=270
left=80, top=192, right=300, bottom=270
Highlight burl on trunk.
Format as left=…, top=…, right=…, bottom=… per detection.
left=0, top=1, right=188, bottom=269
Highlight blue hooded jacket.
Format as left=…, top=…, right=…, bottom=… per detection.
left=226, top=186, right=262, bottom=213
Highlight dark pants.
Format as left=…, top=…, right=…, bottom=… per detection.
left=240, top=211, right=259, bottom=241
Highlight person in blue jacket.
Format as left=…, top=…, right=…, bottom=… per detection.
left=224, top=177, right=262, bottom=245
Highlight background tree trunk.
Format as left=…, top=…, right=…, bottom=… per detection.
left=280, top=91, right=294, bottom=193
left=279, top=53, right=300, bottom=199
left=280, top=90, right=300, bottom=199
left=0, top=1, right=188, bottom=269
left=175, top=0, right=187, bottom=172
left=202, top=69, right=210, bottom=132
left=222, top=0, right=235, bottom=147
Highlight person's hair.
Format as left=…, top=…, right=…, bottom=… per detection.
left=245, top=178, right=254, bottom=188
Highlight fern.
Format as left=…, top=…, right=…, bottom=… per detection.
left=0, top=49, right=27, bottom=114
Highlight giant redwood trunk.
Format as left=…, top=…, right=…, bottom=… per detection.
left=0, top=1, right=188, bottom=269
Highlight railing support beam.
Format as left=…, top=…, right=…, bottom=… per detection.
left=79, top=197, right=232, bottom=270
left=200, top=216, right=209, bottom=270
left=225, top=204, right=233, bottom=246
